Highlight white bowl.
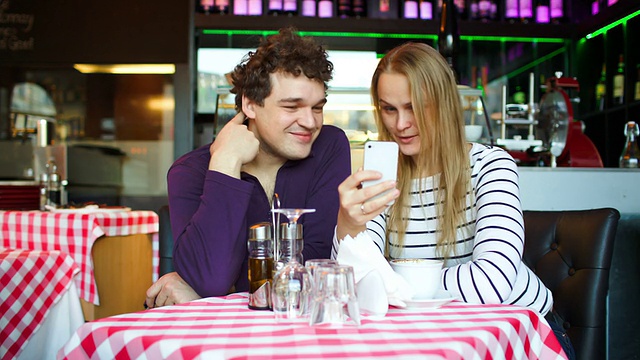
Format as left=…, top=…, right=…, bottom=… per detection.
left=465, top=125, right=483, bottom=142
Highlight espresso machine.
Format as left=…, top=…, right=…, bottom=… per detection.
left=0, top=82, right=64, bottom=209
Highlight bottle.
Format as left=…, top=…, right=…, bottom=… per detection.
left=39, top=172, right=48, bottom=211
left=352, top=0, right=366, bottom=17
left=549, top=0, right=563, bottom=22
left=248, top=0, right=264, bottom=15
left=248, top=222, right=274, bottom=310
left=519, top=0, right=533, bottom=23
left=513, top=85, right=526, bottom=104
left=477, top=0, right=492, bottom=21
left=278, top=222, right=304, bottom=269
left=46, top=159, right=62, bottom=207
left=234, top=0, right=248, bottom=15
left=301, top=0, right=317, bottom=16
left=536, top=0, right=550, bottom=23
left=591, top=0, right=599, bottom=15
left=470, top=0, right=479, bottom=19
left=634, top=64, right=640, bottom=101
left=268, top=0, right=284, bottom=14
left=420, top=0, right=434, bottom=19
left=437, top=0, right=460, bottom=81
left=318, top=0, right=334, bottom=17
left=283, top=0, right=298, bottom=14
left=454, top=0, right=466, bottom=20
left=378, top=0, right=394, bottom=18
left=613, top=54, right=625, bottom=105
left=504, top=0, right=518, bottom=22
left=199, top=0, right=215, bottom=13
left=596, top=63, right=606, bottom=111
left=214, top=0, right=230, bottom=14
left=338, top=0, right=352, bottom=17
left=489, top=0, right=497, bottom=20
left=619, top=121, right=640, bottom=168
left=403, top=0, right=419, bottom=18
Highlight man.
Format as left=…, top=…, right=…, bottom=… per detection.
left=145, top=28, right=351, bottom=308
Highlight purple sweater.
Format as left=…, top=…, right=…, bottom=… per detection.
left=169, top=125, right=351, bottom=297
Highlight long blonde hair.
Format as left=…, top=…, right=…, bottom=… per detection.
left=371, top=42, right=470, bottom=258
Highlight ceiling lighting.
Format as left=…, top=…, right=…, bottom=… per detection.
left=73, top=64, right=176, bottom=74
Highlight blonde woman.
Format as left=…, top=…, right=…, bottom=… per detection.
left=332, top=42, right=574, bottom=359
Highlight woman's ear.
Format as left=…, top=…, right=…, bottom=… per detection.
left=242, top=95, right=256, bottom=119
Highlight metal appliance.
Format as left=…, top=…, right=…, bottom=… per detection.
left=496, top=73, right=603, bottom=167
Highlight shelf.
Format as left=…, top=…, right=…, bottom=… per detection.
left=578, top=100, right=640, bottom=120
left=195, top=14, right=573, bottom=42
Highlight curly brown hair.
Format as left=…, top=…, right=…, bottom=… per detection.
left=229, top=27, right=334, bottom=110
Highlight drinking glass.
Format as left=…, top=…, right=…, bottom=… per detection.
left=305, top=259, right=339, bottom=289
left=270, top=207, right=315, bottom=321
left=309, top=264, right=361, bottom=326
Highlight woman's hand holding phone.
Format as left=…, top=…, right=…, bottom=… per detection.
left=336, top=141, right=400, bottom=241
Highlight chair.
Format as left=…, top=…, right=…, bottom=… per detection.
left=158, top=205, right=175, bottom=277
left=522, top=208, right=620, bottom=360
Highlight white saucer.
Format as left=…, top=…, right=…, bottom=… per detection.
left=397, top=290, right=457, bottom=309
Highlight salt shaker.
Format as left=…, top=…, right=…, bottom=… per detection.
left=277, top=222, right=304, bottom=269
left=247, top=222, right=274, bottom=310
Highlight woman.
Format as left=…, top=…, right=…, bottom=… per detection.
left=332, top=42, right=574, bottom=358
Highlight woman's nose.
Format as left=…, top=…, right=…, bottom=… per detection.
left=396, top=112, right=413, bottom=131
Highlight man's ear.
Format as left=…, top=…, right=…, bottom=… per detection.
left=242, top=95, right=256, bottom=119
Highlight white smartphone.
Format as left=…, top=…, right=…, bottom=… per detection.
left=362, top=140, right=399, bottom=204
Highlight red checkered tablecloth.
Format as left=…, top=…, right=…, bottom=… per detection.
left=0, top=210, right=159, bottom=305
left=1, top=248, right=79, bottom=359
left=58, top=293, right=568, bottom=360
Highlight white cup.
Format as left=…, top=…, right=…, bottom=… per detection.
left=464, top=125, right=483, bottom=142
left=389, top=259, right=443, bottom=300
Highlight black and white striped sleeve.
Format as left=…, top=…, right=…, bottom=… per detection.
left=442, top=147, right=525, bottom=304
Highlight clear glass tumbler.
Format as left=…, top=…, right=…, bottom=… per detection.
left=309, top=264, right=361, bottom=326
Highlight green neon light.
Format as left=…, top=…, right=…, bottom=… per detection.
left=505, top=46, right=566, bottom=79
left=460, top=35, right=563, bottom=43
left=202, top=29, right=437, bottom=39
left=585, top=9, right=640, bottom=40
left=201, top=29, right=564, bottom=43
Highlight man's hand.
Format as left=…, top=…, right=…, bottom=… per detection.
left=209, top=112, right=260, bottom=178
left=145, top=272, right=201, bottom=309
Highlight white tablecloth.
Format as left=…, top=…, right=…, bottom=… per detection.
left=18, top=283, right=84, bottom=360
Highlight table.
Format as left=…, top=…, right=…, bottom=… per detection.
left=0, top=210, right=159, bottom=320
left=59, top=292, right=568, bottom=359
left=1, top=248, right=83, bottom=359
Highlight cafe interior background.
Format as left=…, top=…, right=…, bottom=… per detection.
left=0, top=0, right=638, bottom=358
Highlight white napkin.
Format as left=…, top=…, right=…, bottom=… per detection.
left=336, top=231, right=414, bottom=316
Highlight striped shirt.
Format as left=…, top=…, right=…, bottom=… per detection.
left=335, top=143, right=552, bottom=315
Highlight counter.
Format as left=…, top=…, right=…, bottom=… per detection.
left=518, top=167, right=639, bottom=214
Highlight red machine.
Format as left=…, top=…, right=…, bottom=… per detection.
left=507, top=75, right=603, bottom=167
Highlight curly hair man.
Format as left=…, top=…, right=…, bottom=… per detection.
left=146, top=28, right=351, bottom=307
